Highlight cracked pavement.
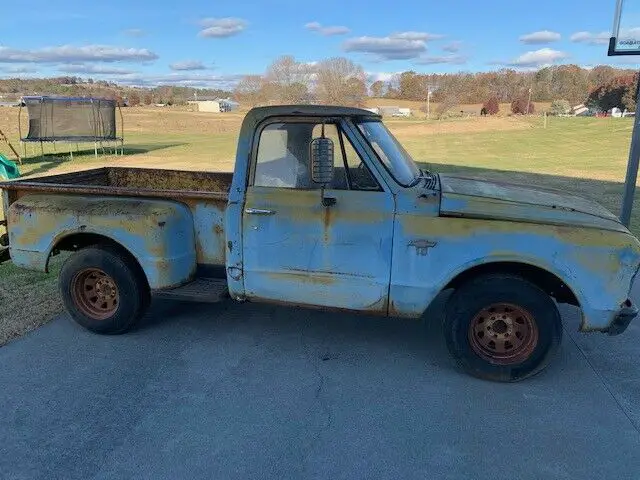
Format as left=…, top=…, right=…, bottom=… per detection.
left=2, top=288, right=640, bottom=480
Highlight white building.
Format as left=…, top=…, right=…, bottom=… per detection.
left=188, top=99, right=240, bottom=113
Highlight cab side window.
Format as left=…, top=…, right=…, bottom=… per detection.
left=254, top=123, right=299, bottom=188
left=313, top=124, right=381, bottom=191
left=254, top=121, right=381, bottom=191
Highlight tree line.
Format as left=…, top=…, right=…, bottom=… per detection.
left=0, top=77, right=231, bottom=106
left=1, top=58, right=636, bottom=114
left=234, top=56, right=638, bottom=114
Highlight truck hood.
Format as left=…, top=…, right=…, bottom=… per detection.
left=438, top=174, right=628, bottom=233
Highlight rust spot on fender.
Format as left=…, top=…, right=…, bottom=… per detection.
left=266, top=270, right=336, bottom=286
left=323, top=207, right=332, bottom=243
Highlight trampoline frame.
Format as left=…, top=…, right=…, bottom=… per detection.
left=18, top=96, right=124, bottom=159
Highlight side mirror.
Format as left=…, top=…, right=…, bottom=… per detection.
left=310, top=136, right=336, bottom=207
left=310, top=137, right=335, bottom=185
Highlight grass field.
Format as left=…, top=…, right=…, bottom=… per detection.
left=0, top=105, right=638, bottom=344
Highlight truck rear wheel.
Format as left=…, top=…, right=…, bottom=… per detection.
left=59, top=244, right=150, bottom=334
left=443, top=274, right=562, bottom=382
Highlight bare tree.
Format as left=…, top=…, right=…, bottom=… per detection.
left=234, top=75, right=267, bottom=107
left=265, top=55, right=313, bottom=104
left=435, top=94, right=460, bottom=119
left=370, top=80, right=386, bottom=98
left=315, top=57, right=367, bottom=106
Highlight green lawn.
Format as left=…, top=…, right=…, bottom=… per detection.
left=1, top=113, right=638, bottom=344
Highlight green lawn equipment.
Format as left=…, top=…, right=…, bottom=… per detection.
left=0, top=152, right=20, bottom=181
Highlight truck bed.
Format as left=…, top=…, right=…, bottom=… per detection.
left=0, top=167, right=233, bottom=200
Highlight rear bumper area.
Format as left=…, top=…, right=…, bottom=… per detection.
left=606, top=300, right=638, bottom=336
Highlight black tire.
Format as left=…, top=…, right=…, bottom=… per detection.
left=444, top=274, right=562, bottom=382
left=59, top=244, right=150, bottom=334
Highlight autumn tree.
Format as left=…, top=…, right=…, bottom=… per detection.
left=587, top=73, right=638, bottom=112
left=511, top=96, right=535, bottom=114
left=370, top=80, right=386, bottom=98
left=482, top=96, right=499, bottom=115
left=588, top=66, right=617, bottom=91
left=265, top=55, right=312, bottom=104
left=315, top=57, right=367, bottom=106
left=128, top=92, right=141, bottom=106
left=398, top=71, right=427, bottom=100
left=435, top=94, right=460, bottom=119
left=234, top=75, right=267, bottom=107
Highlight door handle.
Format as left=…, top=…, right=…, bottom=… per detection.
left=245, top=208, right=276, bottom=215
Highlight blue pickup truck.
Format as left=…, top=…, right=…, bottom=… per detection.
left=2, top=105, right=639, bottom=382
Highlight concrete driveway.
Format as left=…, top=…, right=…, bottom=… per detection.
left=2, top=290, right=640, bottom=480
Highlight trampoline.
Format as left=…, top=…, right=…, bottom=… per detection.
left=19, top=96, right=124, bottom=159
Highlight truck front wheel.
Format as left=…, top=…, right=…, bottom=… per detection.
left=59, top=244, right=150, bottom=334
left=443, top=274, right=562, bottom=382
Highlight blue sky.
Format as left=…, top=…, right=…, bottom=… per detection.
left=0, top=0, right=638, bottom=89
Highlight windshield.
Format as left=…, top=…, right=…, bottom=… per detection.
left=356, top=120, right=421, bottom=187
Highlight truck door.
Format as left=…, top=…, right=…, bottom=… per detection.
left=241, top=118, right=394, bottom=313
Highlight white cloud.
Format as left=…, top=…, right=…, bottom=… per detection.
left=519, top=30, right=561, bottom=44
left=391, top=31, right=443, bottom=41
left=366, top=71, right=400, bottom=83
left=0, top=45, right=158, bottom=63
left=1, top=65, right=37, bottom=74
left=58, top=64, right=136, bottom=74
left=305, top=21, right=350, bottom=36
left=343, top=32, right=441, bottom=61
left=415, top=54, right=467, bottom=65
left=198, top=18, right=247, bottom=38
left=507, top=48, right=568, bottom=67
left=442, top=41, right=462, bottom=53
left=170, top=60, right=207, bottom=71
left=122, top=28, right=146, bottom=37
left=116, top=72, right=244, bottom=89
left=570, top=31, right=609, bottom=45
left=619, top=27, right=640, bottom=40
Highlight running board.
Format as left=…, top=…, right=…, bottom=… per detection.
left=153, top=278, right=229, bottom=303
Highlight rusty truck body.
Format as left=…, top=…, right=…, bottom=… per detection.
left=1, top=105, right=639, bottom=382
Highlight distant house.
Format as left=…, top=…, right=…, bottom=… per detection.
left=392, top=108, right=411, bottom=117
left=378, top=106, right=400, bottom=117
left=188, top=98, right=240, bottom=113
left=572, top=104, right=590, bottom=116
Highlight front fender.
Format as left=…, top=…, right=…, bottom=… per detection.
left=7, top=194, right=196, bottom=289
left=390, top=216, right=640, bottom=332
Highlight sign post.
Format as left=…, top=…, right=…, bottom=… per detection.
left=609, top=0, right=640, bottom=226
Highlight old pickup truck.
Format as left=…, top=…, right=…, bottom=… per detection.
left=1, top=105, right=639, bottom=382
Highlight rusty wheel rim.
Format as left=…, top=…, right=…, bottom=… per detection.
left=71, top=268, right=119, bottom=320
left=468, top=303, right=538, bottom=365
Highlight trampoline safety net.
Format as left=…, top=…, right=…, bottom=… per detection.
left=20, top=96, right=120, bottom=142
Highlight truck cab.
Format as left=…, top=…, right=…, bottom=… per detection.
left=2, top=105, right=640, bottom=382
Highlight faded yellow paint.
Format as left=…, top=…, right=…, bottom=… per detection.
left=403, top=215, right=638, bottom=250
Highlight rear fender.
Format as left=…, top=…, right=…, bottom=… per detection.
left=7, top=194, right=196, bottom=289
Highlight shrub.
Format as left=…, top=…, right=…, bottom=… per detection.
left=550, top=99, right=571, bottom=115
left=511, top=97, right=535, bottom=115
left=482, top=97, right=499, bottom=115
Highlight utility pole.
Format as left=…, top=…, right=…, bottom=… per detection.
left=620, top=74, right=640, bottom=226
left=426, top=89, right=432, bottom=119
left=526, top=87, right=532, bottom=115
